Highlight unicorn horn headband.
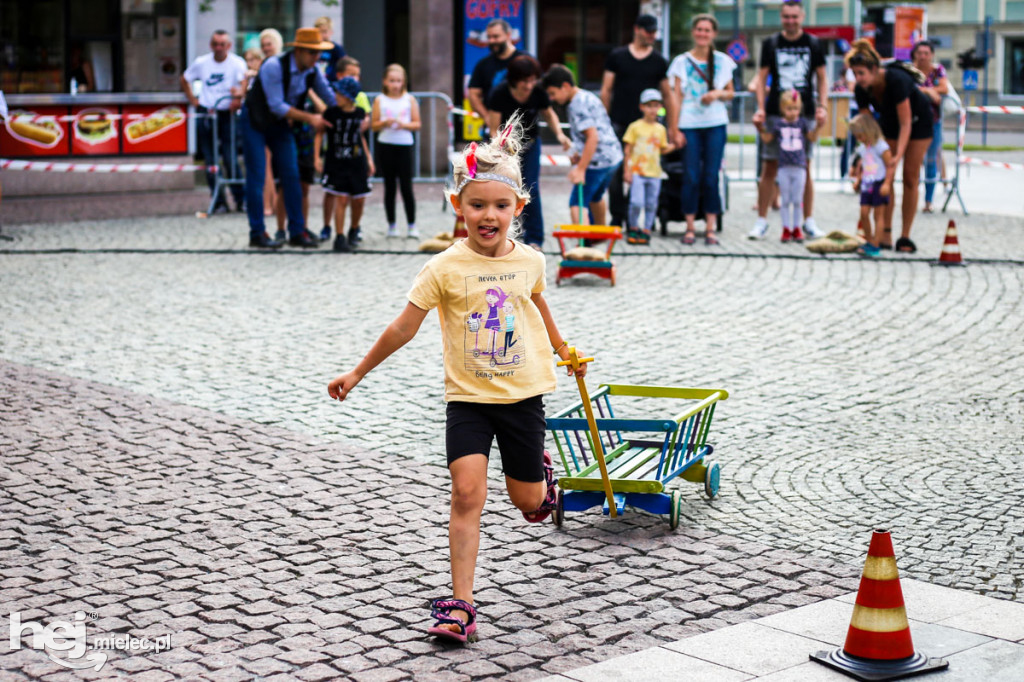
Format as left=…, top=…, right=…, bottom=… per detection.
left=453, top=140, right=520, bottom=195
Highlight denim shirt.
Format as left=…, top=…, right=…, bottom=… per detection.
left=259, top=53, right=333, bottom=119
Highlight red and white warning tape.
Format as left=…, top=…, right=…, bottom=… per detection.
left=448, top=151, right=571, bottom=167
left=1, top=158, right=208, bottom=173
left=964, top=105, right=1024, bottom=115
left=958, top=156, right=1024, bottom=171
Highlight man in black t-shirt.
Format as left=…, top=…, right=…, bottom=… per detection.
left=750, top=0, right=828, bottom=241
left=486, top=55, right=567, bottom=248
left=467, top=19, right=524, bottom=133
left=600, top=14, right=671, bottom=228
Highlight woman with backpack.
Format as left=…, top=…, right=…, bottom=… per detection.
left=845, top=39, right=933, bottom=253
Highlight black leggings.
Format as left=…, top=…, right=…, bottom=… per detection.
left=377, top=142, right=415, bottom=224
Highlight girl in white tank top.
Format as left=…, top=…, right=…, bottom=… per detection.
left=372, top=64, right=421, bottom=236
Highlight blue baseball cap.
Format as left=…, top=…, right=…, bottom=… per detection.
left=332, top=76, right=361, bottom=100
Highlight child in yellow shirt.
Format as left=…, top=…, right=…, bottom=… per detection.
left=622, top=89, right=674, bottom=244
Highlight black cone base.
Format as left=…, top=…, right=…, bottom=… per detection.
left=810, top=648, right=949, bottom=681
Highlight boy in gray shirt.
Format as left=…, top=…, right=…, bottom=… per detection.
left=543, top=65, right=623, bottom=225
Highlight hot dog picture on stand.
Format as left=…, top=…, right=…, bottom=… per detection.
left=124, top=106, right=185, bottom=144
left=5, top=110, right=65, bottom=149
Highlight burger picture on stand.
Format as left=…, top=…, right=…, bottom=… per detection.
left=71, top=107, right=119, bottom=155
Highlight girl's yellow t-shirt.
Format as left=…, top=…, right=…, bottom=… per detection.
left=408, top=240, right=556, bottom=404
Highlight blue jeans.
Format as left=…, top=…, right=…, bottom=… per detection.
left=680, top=125, right=726, bottom=216
left=520, top=140, right=543, bottom=246
left=240, top=107, right=306, bottom=238
left=197, top=108, right=244, bottom=208
left=924, top=118, right=944, bottom=204
left=628, top=176, right=661, bottom=232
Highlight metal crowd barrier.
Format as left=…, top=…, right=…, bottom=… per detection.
left=727, top=91, right=966, bottom=212
left=201, top=91, right=457, bottom=215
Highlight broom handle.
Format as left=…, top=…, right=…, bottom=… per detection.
left=557, top=347, right=617, bottom=518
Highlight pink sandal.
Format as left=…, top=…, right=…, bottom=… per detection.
left=427, top=598, right=477, bottom=643
left=522, top=450, right=557, bottom=523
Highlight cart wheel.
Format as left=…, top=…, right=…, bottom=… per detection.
left=553, top=490, right=564, bottom=528
left=704, top=461, right=721, bottom=499
left=669, top=490, right=681, bottom=530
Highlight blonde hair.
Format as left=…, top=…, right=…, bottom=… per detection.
left=779, top=89, right=802, bottom=109
left=845, top=38, right=882, bottom=70
left=448, top=114, right=531, bottom=238
left=849, top=112, right=884, bottom=144
left=243, top=47, right=263, bottom=63
left=314, top=16, right=333, bottom=30
left=258, top=28, right=283, bottom=56
left=382, top=63, right=408, bottom=95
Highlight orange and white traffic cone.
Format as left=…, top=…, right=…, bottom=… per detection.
left=936, top=220, right=965, bottom=266
left=453, top=214, right=467, bottom=239
left=810, top=530, right=948, bottom=681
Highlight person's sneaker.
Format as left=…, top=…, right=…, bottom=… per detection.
left=791, top=226, right=805, bottom=243
left=333, top=233, right=351, bottom=253
left=274, top=229, right=286, bottom=243
left=748, top=217, right=769, bottom=240
left=288, top=231, right=320, bottom=248
left=803, top=217, right=823, bottom=239
left=249, top=232, right=283, bottom=249
left=407, top=225, right=420, bottom=239
left=387, top=224, right=399, bottom=238
left=320, top=226, right=332, bottom=241
left=780, top=228, right=792, bottom=243
left=859, top=243, right=881, bottom=258
left=348, top=226, right=361, bottom=245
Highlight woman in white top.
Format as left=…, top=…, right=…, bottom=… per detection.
left=372, top=64, right=421, bottom=238
left=668, top=14, right=735, bottom=244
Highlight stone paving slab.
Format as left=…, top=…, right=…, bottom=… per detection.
left=0, top=360, right=861, bottom=680
left=537, top=580, right=1024, bottom=681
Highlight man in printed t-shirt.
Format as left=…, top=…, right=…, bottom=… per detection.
left=467, top=19, right=525, bottom=136
left=750, top=0, right=828, bottom=241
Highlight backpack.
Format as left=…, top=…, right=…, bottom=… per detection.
left=245, top=51, right=316, bottom=133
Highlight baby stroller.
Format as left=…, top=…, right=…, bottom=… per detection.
left=657, top=147, right=728, bottom=236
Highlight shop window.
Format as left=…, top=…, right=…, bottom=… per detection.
left=0, top=0, right=65, bottom=93
left=1005, top=37, right=1024, bottom=96
left=237, top=0, right=299, bottom=53
left=122, top=0, right=186, bottom=92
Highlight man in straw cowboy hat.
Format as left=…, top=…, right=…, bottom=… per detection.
left=241, top=27, right=336, bottom=248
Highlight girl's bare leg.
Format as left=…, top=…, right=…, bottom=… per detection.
left=590, top=200, right=606, bottom=226
left=333, top=195, right=350, bottom=234
left=439, top=454, right=488, bottom=634
left=860, top=205, right=874, bottom=245
left=504, top=476, right=545, bottom=514
left=900, top=138, right=930, bottom=240
left=263, top=151, right=275, bottom=216
left=351, top=197, right=366, bottom=229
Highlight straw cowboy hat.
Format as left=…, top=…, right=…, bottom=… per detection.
left=286, top=27, right=333, bottom=51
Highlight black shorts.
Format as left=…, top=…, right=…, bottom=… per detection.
left=321, top=158, right=372, bottom=198
left=445, top=395, right=546, bottom=482
left=272, top=162, right=314, bottom=186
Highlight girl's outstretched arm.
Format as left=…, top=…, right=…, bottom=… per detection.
left=531, top=292, right=586, bottom=378
left=328, top=302, right=429, bottom=401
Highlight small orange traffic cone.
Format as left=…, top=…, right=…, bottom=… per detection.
left=936, top=220, right=965, bottom=266
left=453, top=214, right=467, bottom=239
left=810, top=530, right=948, bottom=681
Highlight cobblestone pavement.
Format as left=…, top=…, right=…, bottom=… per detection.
left=2, top=180, right=1023, bottom=679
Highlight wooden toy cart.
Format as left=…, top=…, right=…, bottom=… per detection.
left=547, top=374, right=728, bottom=529
left=552, top=224, right=622, bottom=286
